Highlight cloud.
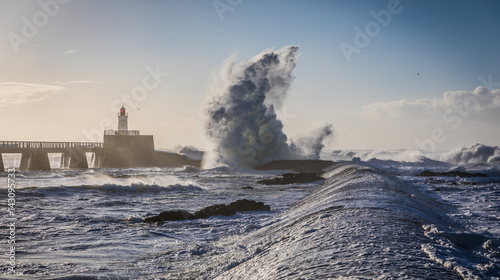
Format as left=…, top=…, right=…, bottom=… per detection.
left=63, top=80, right=102, bottom=85
left=64, top=50, right=77, bottom=54
left=362, top=86, right=500, bottom=123
left=0, top=82, right=65, bottom=107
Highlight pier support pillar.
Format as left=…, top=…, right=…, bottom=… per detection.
left=20, top=153, right=30, bottom=171
left=60, top=152, right=70, bottom=168
left=0, top=153, right=4, bottom=172
left=61, top=150, right=88, bottom=169
left=90, top=152, right=104, bottom=168
left=20, top=152, right=51, bottom=171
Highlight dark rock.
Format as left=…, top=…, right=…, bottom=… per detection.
left=143, top=210, right=195, bottom=224
left=228, top=199, right=271, bottom=212
left=257, top=172, right=324, bottom=185
left=242, top=186, right=254, bottom=190
left=194, top=204, right=235, bottom=219
left=144, top=199, right=271, bottom=225
left=416, top=170, right=488, bottom=178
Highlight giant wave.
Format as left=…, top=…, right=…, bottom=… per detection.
left=187, top=163, right=499, bottom=279
left=204, top=46, right=332, bottom=170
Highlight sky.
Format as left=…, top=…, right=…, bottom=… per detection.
left=1, top=0, right=500, bottom=151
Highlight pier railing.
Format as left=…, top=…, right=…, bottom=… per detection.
left=0, top=141, right=104, bottom=149
left=104, top=130, right=140, bottom=136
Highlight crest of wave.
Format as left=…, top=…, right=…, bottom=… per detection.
left=204, top=46, right=332, bottom=169
left=439, top=143, right=500, bottom=164
left=328, top=143, right=500, bottom=165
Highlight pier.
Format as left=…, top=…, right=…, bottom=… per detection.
left=0, top=106, right=201, bottom=172
left=0, top=141, right=104, bottom=171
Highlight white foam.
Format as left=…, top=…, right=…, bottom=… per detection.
left=191, top=163, right=462, bottom=279
left=326, top=143, right=500, bottom=166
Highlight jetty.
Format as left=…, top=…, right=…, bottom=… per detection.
left=0, top=106, right=200, bottom=171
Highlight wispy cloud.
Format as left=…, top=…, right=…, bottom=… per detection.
left=362, top=86, right=500, bottom=123
left=0, top=82, right=65, bottom=107
left=64, top=49, right=77, bottom=54
left=63, top=80, right=102, bottom=85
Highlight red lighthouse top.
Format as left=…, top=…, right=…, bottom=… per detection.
left=120, top=106, right=126, bottom=116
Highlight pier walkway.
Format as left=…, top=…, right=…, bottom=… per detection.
left=0, top=141, right=104, bottom=172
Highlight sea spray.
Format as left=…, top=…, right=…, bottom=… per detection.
left=290, top=124, right=333, bottom=160
left=328, top=143, right=500, bottom=164
left=204, top=46, right=333, bottom=169
left=441, top=143, right=500, bottom=164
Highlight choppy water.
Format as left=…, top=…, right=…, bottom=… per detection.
left=1, top=152, right=499, bottom=279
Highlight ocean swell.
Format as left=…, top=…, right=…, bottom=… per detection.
left=191, top=163, right=493, bottom=279
left=18, top=183, right=203, bottom=197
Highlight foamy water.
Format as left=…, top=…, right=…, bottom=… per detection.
left=1, top=149, right=499, bottom=279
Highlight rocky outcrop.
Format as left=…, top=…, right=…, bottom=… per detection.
left=143, top=199, right=271, bottom=224
left=194, top=204, right=235, bottom=219
left=143, top=210, right=195, bottom=225
left=257, top=172, right=324, bottom=185
left=228, top=199, right=270, bottom=212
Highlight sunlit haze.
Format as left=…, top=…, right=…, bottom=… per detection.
left=2, top=0, right=499, bottom=150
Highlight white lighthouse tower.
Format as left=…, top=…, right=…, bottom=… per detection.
left=118, top=105, right=128, bottom=132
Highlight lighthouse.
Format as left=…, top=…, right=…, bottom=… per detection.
left=118, top=105, right=128, bottom=132
left=101, top=105, right=200, bottom=168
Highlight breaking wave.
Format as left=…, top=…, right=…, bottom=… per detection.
left=204, top=46, right=332, bottom=169
left=175, top=145, right=205, bottom=161
left=440, top=143, right=500, bottom=164
left=190, top=163, right=498, bottom=279
left=329, top=143, right=500, bottom=165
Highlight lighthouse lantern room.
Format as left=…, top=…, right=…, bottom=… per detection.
left=118, top=105, right=128, bottom=131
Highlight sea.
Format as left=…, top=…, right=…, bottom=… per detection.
left=1, top=146, right=499, bottom=280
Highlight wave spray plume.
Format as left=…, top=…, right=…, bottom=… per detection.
left=204, top=46, right=332, bottom=169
